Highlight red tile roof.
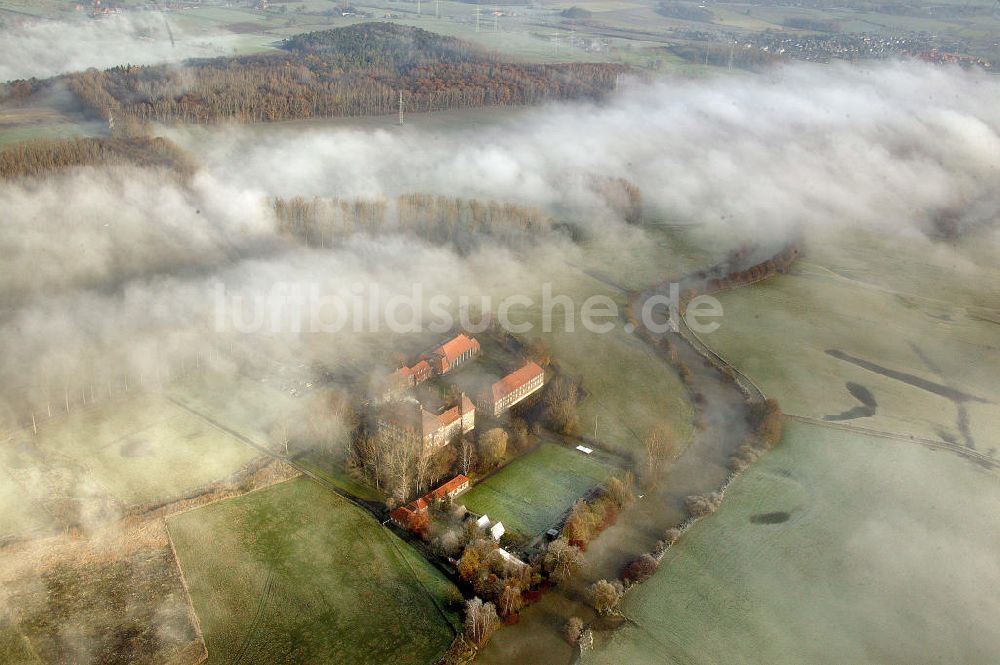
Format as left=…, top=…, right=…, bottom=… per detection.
left=491, top=362, right=545, bottom=402
left=434, top=334, right=480, bottom=363
left=438, top=395, right=475, bottom=428
left=433, top=474, right=470, bottom=498
left=391, top=475, right=471, bottom=531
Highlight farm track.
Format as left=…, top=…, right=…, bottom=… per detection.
left=798, top=260, right=1000, bottom=317
left=230, top=571, right=275, bottom=665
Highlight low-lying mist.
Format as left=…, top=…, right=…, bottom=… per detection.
left=0, top=13, right=245, bottom=82
left=182, top=61, right=999, bottom=239
left=0, top=60, right=996, bottom=420
left=1, top=50, right=999, bottom=665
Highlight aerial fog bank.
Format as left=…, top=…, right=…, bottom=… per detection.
left=0, top=60, right=997, bottom=424
left=0, top=13, right=243, bottom=82
left=192, top=61, right=999, bottom=239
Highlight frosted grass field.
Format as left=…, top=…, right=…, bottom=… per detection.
left=703, top=230, right=1000, bottom=445
left=594, top=420, right=1000, bottom=665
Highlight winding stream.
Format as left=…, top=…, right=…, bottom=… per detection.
left=474, top=268, right=756, bottom=664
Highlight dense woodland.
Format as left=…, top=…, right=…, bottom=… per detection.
left=273, top=193, right=554, bottom=252
left=273, top=175, right=642, bottom=251
left=0, top=136, right=194, bottom=180
left=59, top=23, right=624, bottom=127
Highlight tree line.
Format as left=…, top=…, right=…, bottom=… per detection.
left=273, top=193, right=555, bottom=252
left=274, top=178, right=644, bottom=253
left=56, top=23, right=624, bottom=127
left=0, top=136, right=194, bottom=180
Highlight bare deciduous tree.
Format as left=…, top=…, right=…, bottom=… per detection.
left=478, top=428, right=508, bottom=469
left=588, top=579, right=623, bottom=615
left=459, top=436, right=476, bottom=475
left=543, top=538, right=583, bottom=584
left=463, top=597, right=500, bottom=646
left=564, top=617, right=584, bottom=645
left=641, top=421, right=681, bottom=488
left=499, top=583, right=523, bottom=617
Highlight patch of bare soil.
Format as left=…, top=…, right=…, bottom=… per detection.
left=0, top=458, right=298, bottom=665
left=0, top=520, right=202, bottom=665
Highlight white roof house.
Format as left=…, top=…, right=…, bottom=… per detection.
left=474, top=514, right=506, bottom=541
left=496, top=547, right=526, bottom=568
left=489, top=521, right=505, bottom=540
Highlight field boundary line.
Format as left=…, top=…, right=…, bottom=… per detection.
left=796, top=260, right=1000, bottom=317
left=165, top=524, right=209, bottom=665
left=676, top=314, right=766, bottom=401
left=165, top=402, right=460, bottom=654
left=165, top=397, right=379, bottom=517
left=786, top=414, right=998, bottom=469
left=161, top=469, right=302, bottom=522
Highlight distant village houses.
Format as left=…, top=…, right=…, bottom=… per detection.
left=478, top=362, right=546, bottom=417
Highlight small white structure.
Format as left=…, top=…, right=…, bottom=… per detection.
left=575, top=445, right=593, bottom=454
left=475, top=514, right=506, bottom=541
left=489, top=521, right=505, bottom=541
left=496, top=547, right=527, bottom=568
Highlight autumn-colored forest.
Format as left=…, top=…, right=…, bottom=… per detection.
left=58, top=23, right=624, bottom=127
left=0, top=136, right=194, bottom=180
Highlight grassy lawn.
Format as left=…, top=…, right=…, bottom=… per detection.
left=0, top=105, right=106, bottom=148
left=167, top=478, right=459, bottom=665
left=0, top=122, right=103, bottom=147
left=593, top=420, right=1000, bottom=665
left=533, top=224, right=705, bottom=457
left=293, top=450, right=383, bottom=503
left=461, top=441, right=617, bottom=537
left=167, top=370, right=300, bottom=450
left=13, top=394, right=259, bottom=506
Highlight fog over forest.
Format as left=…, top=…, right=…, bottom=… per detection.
left=1, top=16, right=1000, bottom=660
left=0, top=13, right=238, bottom=82
left=1, top=60, right=997, bottom=427
left=194, top=62, right=999, bottom=234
